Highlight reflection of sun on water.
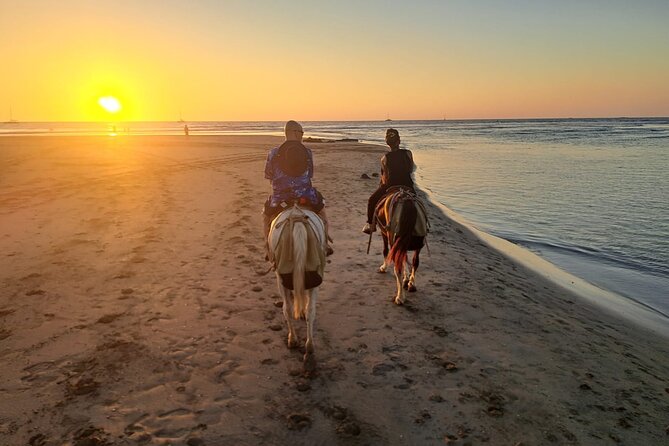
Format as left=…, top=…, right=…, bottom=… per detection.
left=98, top=96, right=122, bottom=136
left=98, top=96, right=122, bottom=114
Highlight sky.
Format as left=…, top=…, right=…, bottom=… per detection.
left=1, top=0, right=668, bottom=121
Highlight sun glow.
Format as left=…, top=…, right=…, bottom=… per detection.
left=98, top=96, right=122, bottom=114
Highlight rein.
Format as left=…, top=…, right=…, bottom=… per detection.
left=256, top=265, right=274, bottom=276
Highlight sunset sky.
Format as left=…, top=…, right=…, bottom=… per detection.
left=1, top=0, right=668, bottom=121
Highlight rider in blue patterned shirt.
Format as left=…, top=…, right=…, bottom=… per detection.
left=263, top=120, right=333, bottom=257
left=264, top=144, right=319, bottom=208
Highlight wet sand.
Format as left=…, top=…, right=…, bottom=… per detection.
left=0, top=135, right=667, bottom=445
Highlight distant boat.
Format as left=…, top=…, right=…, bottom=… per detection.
left=177, top=110, right=185, bottom=123
left=4, top=106, right=18, bottom=124
left=384, top=113, right=392, bottom=122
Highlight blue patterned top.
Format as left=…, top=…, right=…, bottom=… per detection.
left=264, top=146, right=319, bottom=207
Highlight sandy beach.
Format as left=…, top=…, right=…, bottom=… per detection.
left=0, top=135, right=667, bottom=446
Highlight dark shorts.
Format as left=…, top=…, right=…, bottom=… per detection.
left=263, top=191, right=325, bottom=219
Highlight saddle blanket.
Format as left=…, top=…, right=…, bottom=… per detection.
left=383, top=191, right=429, bottom=237
left=270, top=209, right=326, bottom=290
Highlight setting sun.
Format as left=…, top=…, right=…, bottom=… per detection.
left=98, top=96, right=121, bottom=114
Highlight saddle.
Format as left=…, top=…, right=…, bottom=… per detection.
left=270, top=206, right=326, bottom=290
left=375, top=187, right=429, bottom=237
left=265, top=196, right=319, bottom=218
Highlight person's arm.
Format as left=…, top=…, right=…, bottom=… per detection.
left=407, top=150, right=416, bottom=173
left=380, top=155, right=388, bottom=185
left=264, top=150, right=273, bottom=180
left=307, top=148, right=314, bottom=179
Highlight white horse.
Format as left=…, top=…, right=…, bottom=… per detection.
left=268, top=205, right=326, bottom=372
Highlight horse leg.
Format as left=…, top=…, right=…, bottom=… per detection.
left=378, top=233, right=389, bottom=273
left=402, top=259, right=410, bottom=290
left=407, top=249, right=420, bottom=292
left=278, top=278, right=298, bottom=348
left=303, top=288, right=317, bottom=373
left=393, top=263, right=405, bottom=305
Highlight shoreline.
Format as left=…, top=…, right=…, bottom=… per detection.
left=349, top=136, right=669, bottom=337
left=1, top=135, right=667, bottom=445
left=420, top=187, right=669, bottom=339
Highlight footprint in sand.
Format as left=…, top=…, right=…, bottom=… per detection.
left=320, top=404, right=363, bottom=438
left=96, top=313, right=124, bottom=324
left=215, top=360, right=240, bottom=383
left=478, top=389, right=506, bottom=417
left=413, top=410, right=432, bottom=425
left=65, top=377, right=100, bottom=397
left=432, top=326, right=448, bottom=337
left=371, top=362, right=395, bottom=376
left=286, top=413, right=311, bottom=431
left=0, top=308, right=16, bottom=318
left=127, top=407, right=206, bottom=443
left=21, top=361, right=59, bottom=384
left=72, top=426, right=110, bottom=445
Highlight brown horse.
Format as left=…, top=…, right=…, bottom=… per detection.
left=375, top=187, right=428, bottom=305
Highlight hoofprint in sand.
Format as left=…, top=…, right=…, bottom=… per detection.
left=0, top=136, right=666, bottom=445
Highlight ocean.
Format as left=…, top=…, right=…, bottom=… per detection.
left=2, top=118, right=667, bottom=318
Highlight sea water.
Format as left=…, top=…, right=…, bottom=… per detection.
left=2, top=118, right=667, bottom=317
left=316, top=119, right=669, bottom=318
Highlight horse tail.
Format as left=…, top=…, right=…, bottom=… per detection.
left=291, top=220, right=308, bottom=319
left=387, top=198, right=417, bottom=269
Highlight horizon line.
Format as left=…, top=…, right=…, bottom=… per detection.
left=3, top=115, right=669, bottom=124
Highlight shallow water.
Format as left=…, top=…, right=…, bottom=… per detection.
left=319, top=119, right=669, bottom=317
left=2, top=118, right=667, bottom=317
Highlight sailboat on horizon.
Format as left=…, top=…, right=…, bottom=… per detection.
left=4, top=106, right=18, bottom=124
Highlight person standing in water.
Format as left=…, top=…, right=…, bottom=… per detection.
left=363, top=128, right=415, bottom=234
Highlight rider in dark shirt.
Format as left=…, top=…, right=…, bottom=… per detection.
left=363, top=128, right=415, bottom=234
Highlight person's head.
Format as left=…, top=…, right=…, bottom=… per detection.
left=285, top=120, right=304, bottom=142
left=385, top=128, right=400, bottom=149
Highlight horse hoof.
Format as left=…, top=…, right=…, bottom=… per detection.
left=303, top=353, right=316, bottom=374
left=287, top=335, right=299, bottom=349
left=394, top=298, right=404, bottom=305
left=402, top=279, right=409, bottom=290
left=408, top=284, right=417, bottom=292
left=377, top=267, right=386, bottom=274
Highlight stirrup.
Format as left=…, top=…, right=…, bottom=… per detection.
left=362, top=223, right=375, bottom=235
